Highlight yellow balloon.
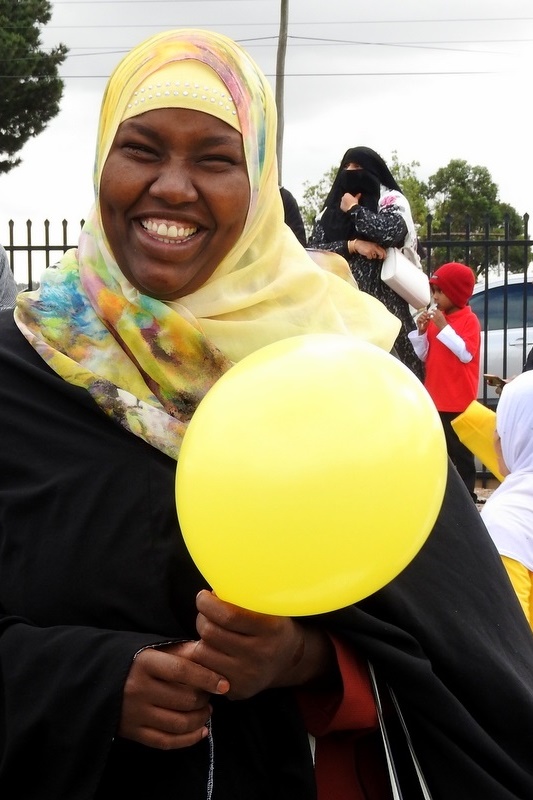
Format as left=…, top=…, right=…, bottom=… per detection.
left=176, top=334, right=447, bottom=616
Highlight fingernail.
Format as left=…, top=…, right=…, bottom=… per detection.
left=216, top=678, right=230, bottom=694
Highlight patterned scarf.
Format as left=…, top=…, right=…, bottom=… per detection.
left=15, top=29, right=400, bottom=461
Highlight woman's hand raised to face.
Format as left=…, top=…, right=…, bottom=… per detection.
left=191, top=590, right=337, bottom=700
left=340, top=191, right=361, bottom=212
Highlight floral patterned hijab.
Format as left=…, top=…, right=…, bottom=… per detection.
left=15, top=29, right=400, bottom=460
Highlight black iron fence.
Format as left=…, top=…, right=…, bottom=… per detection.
left=3, top=218, right=85, bottom=290
left=419, top=212, right=531, bottom=278
left=5, top=213, right=532, bottom=394
left=3, top=213, right=532, bottom=288
left=417, top=212, right=532, bottom=409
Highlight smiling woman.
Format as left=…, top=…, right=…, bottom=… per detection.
left=2, top=26, right=533, bottom=800
left=100, top=107, right=250, bottom=299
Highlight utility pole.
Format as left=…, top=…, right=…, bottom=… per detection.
left=275, top=0, right=288, bottom=185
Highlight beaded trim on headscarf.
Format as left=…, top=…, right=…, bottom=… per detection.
left=122, top=60, right=240, bottom=132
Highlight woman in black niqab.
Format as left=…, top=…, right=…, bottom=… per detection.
left=309, top=145, right=425, bottom=381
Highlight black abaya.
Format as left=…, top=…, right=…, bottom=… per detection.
left=1, top=310, right=533, bottom=799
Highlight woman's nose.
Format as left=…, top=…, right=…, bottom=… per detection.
left=149, top=163, right=199, bottom=204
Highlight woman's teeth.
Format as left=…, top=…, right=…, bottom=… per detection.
left=141, top=220, right=197, bottom=241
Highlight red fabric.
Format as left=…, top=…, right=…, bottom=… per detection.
left=424, top=305, right=480, bottom=411
left=297, top=636, right=391, bottom=800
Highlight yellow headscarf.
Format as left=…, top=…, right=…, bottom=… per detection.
left=93, top=27, right=400, bottom=359
left=15, top=28, right=400, bottom=459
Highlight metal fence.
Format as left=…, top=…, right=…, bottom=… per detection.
left=419, top=213, right=532, bottom=278
left=3, top=218, right=85, bottom=289
left=3, top=213, right=532, bottom=288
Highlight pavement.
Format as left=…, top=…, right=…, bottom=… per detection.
left=475, top=484, right=495, bottom=511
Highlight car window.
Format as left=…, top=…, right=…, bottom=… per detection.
left=470, top=282, right=533, bottom=332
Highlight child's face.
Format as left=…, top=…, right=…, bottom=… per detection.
left=431, top=286, right=455, bottom=313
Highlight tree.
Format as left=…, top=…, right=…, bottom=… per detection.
left=300, top=165, right=337, bottom=233
left=0, top=0, right=67, bottom=175
left=389, top=151, right=428, bottom=231
left=425, top=159, right=524, bottom=273
left=427, top=160, right=499, bottom=229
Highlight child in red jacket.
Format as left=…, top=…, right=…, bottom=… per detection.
left=409, top=262, right=481, bottom=502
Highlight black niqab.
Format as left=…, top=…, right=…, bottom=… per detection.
left=319, top=146, right=402, bottom=242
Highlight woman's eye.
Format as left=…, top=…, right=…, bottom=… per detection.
left=123, top=142, right=157, bottom=157
left=200, top=154, right=235, bottom=166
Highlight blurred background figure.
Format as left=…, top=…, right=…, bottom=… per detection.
left=279, top=185, right=307, bottom=246
left=0, top=244, right=17, bottom=311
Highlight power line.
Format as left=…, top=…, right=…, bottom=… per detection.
left=0, top=70, right=494, bottom=79
left=5, top=36, right=529, bottom=54
left=3, top=33, right=529, bottom=57
left=31, top=17, right=533, bottom=27
left=284, top=35, right=515, bottom=57
left=55, top=39, right=533, bottom=48
left=45, top=4, right=533, bottom=23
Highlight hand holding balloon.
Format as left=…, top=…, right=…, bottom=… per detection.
left=191, top=590, right=336, bottom=700
left=176, top=334, right=447, bottom=615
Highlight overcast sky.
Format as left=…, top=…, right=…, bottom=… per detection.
left=2, top=0, right=532, bottom=262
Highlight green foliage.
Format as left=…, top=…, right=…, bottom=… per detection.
left=300, top=165, right=337, bottom=233
left=425, top=159, right=525, bottom=273
left=0, top=0, right=67, bottom=174
left=427, top=160, right=498, bottom=228
left=389, top=151, right=429, bottom=231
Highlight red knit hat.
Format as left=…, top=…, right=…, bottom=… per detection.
left=429, top=262, right=475, bottom=308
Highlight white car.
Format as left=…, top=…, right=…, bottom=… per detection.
left=469, top=274, right=533, bottom=403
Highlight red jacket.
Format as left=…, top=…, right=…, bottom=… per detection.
left=424, top=305, right=480, bottom=412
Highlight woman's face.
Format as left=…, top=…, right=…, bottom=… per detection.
left=99, top=107, right=250, bottom=300
left=344, top=162, right=362, bottom=170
